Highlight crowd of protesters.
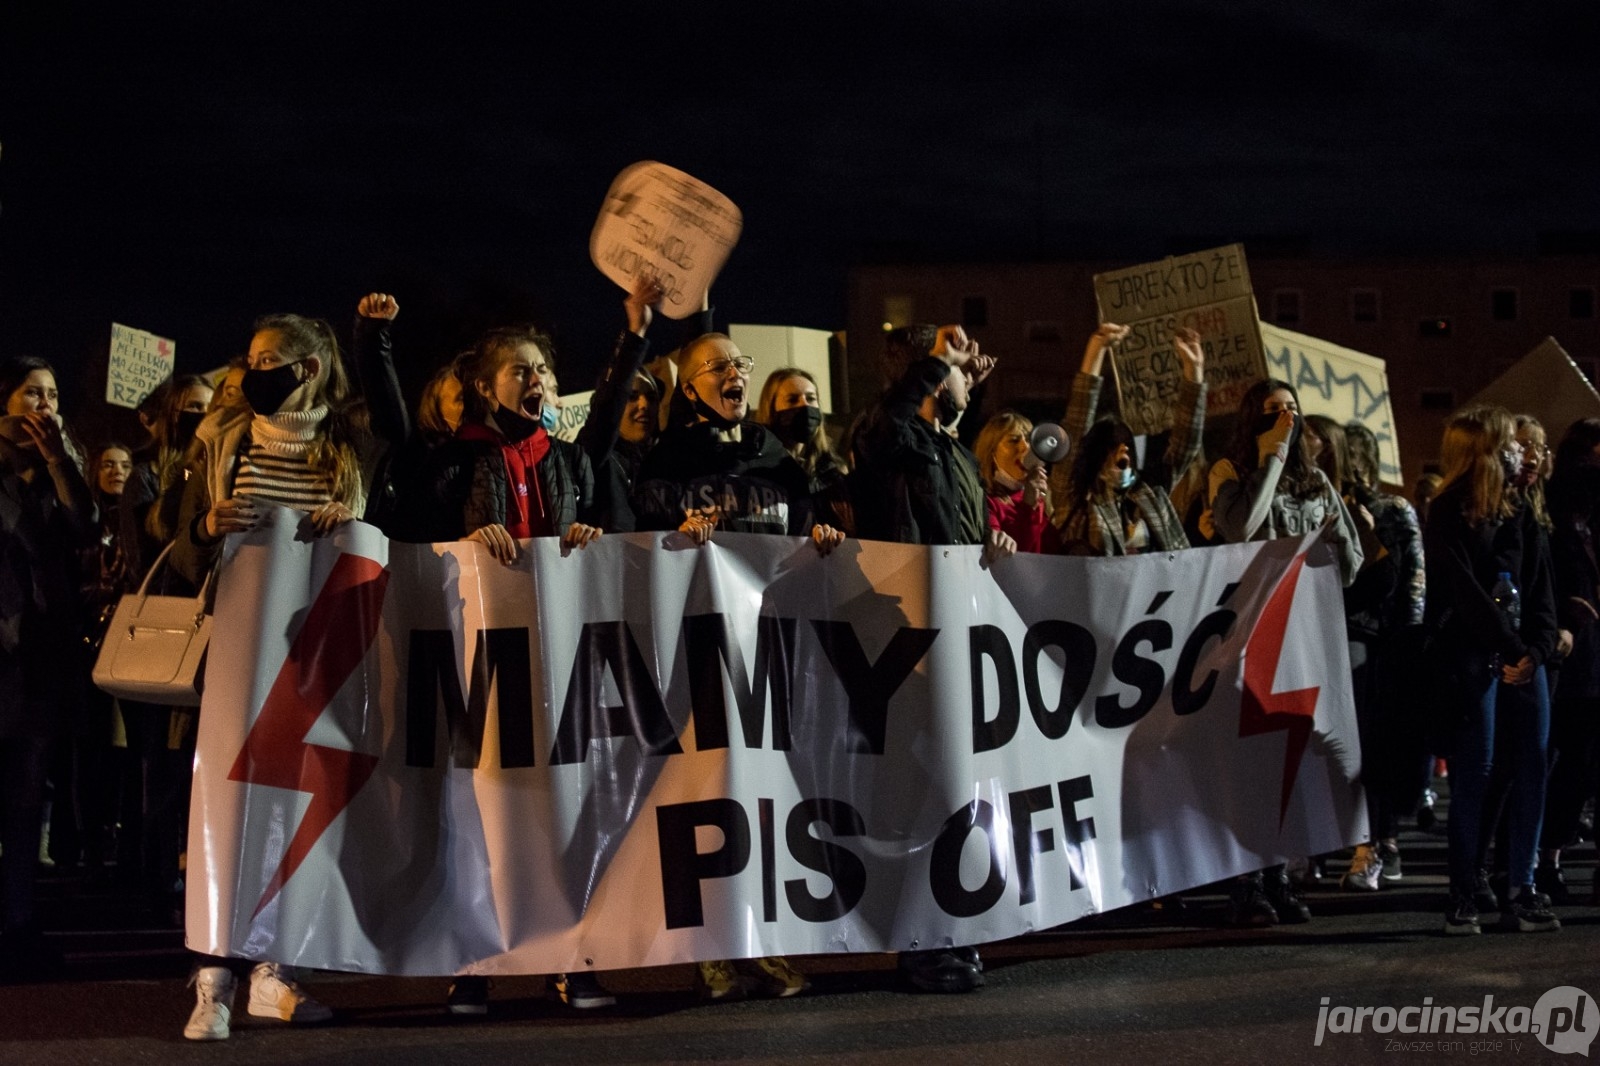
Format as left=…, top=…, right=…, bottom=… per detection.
left=0, top=274, right=1594, bottom=1042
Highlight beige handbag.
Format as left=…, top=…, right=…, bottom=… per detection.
left=91, top=542, right=213, bottom=706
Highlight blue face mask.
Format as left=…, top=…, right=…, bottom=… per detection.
left=540, top=402, right=560, bottom=432
left=1116, top=467, right=1136, bottom=491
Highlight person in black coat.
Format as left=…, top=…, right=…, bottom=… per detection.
left=633, top=334, right=841, bottom=546
left=1425, top=405, right=1560, bottom=935
left=432, top=324, right=601, bottom=564
left=0, top=357, right=96, bottom=974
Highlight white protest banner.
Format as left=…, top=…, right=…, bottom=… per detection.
left=1261, top=323, right=1401, bottom=484
left=107, top=323, right=176, bottom=409
left=188, top=515, right=1363, bottom=977
left=1093, top=244, right=1267, bottom=436
left=590, top=162, right=743, bottom=320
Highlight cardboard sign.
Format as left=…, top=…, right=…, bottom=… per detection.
left=551, top=389, right=593, bottom=443
left=1093, top=244, right=1266, bottom=435
left=1467, top=337, right=1600, bottom=439
left=1261, top=324, right=1401, bottom=484
left=106, top=323, right=176, bottom=409
left=590, top=162, right=742, bottom=320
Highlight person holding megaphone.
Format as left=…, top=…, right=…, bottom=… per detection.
left=974, top=413, right=1068, bottom=554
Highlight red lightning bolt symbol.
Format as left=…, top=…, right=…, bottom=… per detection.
left=228, top=552, right=390, bottom=918
left=1239, top=549, right=1320, bottom=827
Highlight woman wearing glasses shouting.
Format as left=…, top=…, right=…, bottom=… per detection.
left=633, top=333, right=844, bottom=554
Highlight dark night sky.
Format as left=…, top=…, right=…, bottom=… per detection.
left=3, top=1, right=1598, bottom=418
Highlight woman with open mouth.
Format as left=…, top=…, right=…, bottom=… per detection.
left=1053, top=323, right=1207, bottom=556
left=435, top=324, right=604, bottom=566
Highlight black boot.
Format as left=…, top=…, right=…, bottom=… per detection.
left=1263, top=865, right=1311, bottom=923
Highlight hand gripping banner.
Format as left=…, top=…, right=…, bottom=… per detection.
left=188, top=510, right=1364, bottom=976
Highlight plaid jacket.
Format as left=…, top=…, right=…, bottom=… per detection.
left=1050, top=371, right=1204, bottom=555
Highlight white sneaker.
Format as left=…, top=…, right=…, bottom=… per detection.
left=1339, top=843, right=1382, bottom=891
left=248, top=962, right=333, bottom=1023
left=184, top=966, right=237, bottom=1041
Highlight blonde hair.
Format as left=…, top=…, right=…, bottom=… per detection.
left=1439, top=404, right=1516, bottom=524
left=754, top=367, right=839, bottom=479
left=974, top=411, right=1033, bottom=493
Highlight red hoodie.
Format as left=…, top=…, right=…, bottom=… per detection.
left=456, top=421, right=554, bottom=539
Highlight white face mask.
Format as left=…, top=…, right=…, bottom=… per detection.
left=1115, top=467, right=1136, bottom=491
left=993, top=468, right=1023, bottom=492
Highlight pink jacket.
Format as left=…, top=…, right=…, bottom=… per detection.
left=985, top=488, right=1055, bottom=553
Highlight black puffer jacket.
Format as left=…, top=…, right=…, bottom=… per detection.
left=432, top=433, right=597, bottom=538
left=633, top=421, right=814, bottom=536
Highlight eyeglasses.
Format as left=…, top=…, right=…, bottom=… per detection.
left=692, top=354, right=754, bottom=378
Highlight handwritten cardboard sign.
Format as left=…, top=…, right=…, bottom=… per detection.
left=1260, top=323, right=1401, bottom=484
left=590, top=162, right=742, bottom=320
left=1093, top=244, right=1266, bottom=435
left=107, top=323, right=176, bottom=409
left=551, top=389, right=594, bottom=443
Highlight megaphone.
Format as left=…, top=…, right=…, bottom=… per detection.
left=1024, top=422, right=1071, bottom=468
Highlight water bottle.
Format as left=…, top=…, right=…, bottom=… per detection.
left=1490, top=571, right=1521, bottom=679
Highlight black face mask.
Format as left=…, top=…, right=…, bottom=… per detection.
left=240, top=362, right=304, bottom=416
left=690, top=391, right=741, bottom=431
left=769, top=405, right=822, bottom=447
left=1254, top=410, right=1301, bottom=450
left=493, top=403, right=542, bottom=442
left=173, top=409, right=204, bottom=449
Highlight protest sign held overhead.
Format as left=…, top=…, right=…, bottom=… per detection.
left=1093, top=244, right=1266, bottom=436
left=1467, top=337, right=1600, bottom=438
left=106, top=322, right=176, bottom=409
left=591, top=162, right=743, bottom=320
left=1261, top=323, right=1401, bottom=484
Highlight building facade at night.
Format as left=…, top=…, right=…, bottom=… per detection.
left=847, top=246, right=1600, bottom=490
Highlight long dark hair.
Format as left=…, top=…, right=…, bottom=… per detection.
left=0, top=354, right=88, bottom=471
left=1547, top=418, right=1600, bottom=528
left=1067, top=415, right=1135, bottom=506
left=1227, top=378, right=1322, bottom=500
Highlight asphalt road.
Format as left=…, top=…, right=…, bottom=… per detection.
left=3, top=818, right=1598, bottom=1065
